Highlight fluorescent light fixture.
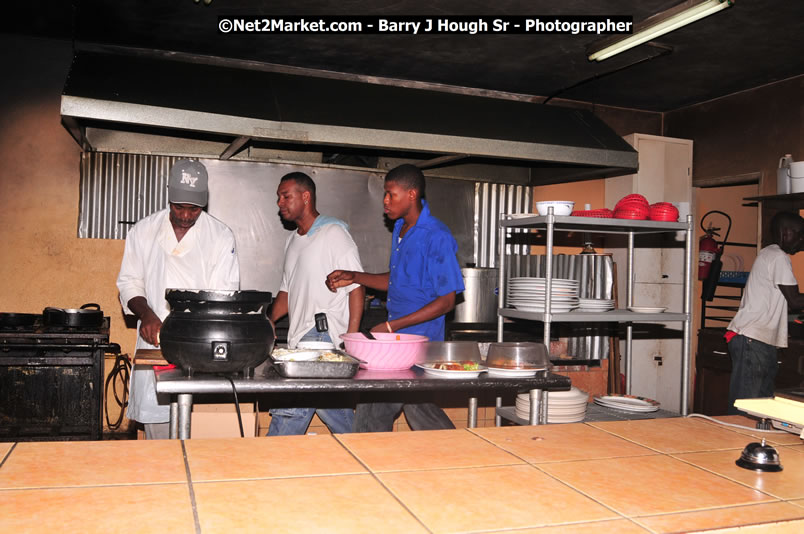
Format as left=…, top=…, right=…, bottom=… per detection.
left=588, top=0, right=734, bottom=61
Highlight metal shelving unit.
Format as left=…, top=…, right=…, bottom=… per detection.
left=497, top=210, right=695, bottom=415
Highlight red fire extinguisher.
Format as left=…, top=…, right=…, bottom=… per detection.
left=698, top=210, right=731, bottom=281
left=698, top=228, right=720, bottom=280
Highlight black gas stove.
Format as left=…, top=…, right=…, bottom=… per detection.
left=0, top=313, right=118, bottom=441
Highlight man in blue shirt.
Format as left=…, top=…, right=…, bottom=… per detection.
left=326, top=164, right=465, bottom=431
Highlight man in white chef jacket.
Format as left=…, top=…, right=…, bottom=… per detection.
left=117, top=159, right=240, bottom=439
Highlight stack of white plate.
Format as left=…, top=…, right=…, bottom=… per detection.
left=507, top=277, right=579, bottom=313
left=515, top=387, right=589, bottom=423
left=576, top=298, right=615, bottom=312
left=593, top=394, right=660, bottom=413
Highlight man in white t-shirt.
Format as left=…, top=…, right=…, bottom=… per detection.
left=726, top=211, right=804, bottom=414
left=268, top=171, right=364, bottom=435
left=117, top=159, right=240, bottom=439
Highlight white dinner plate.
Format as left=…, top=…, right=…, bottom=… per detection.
left=415, top=363, right=487, bottom=379
left=628, top=306, right=667, bottom=313
left=487, top=367, right=540, bottom=377
left=509, top=299, right=579, bottom=305
left=510, top=277, right=578, bottom=284
left=513, top=305, right=578, bottom=312
left=593, top=394, right=660, bottom=412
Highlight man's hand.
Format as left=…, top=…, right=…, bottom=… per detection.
left=127, top=296, right=162, bottom=347
left=369, top=322, right=390, bottom=333
left=139, top=309, right=162, bottom=347
left=326, top=270, right=356, bottom=292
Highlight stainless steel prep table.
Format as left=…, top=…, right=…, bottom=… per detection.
left=155, top=364, right=571, bottom=438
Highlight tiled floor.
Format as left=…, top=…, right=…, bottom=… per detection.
left=587, top=417, right=758, bottom=453
left=1, top=418, right=802, bottom=533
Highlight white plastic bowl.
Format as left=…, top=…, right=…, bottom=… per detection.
left=535, top=201, right=575, bottom=216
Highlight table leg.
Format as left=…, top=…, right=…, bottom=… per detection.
left=540, top=390, right=549, bottom=424
left=468, top=397, right=478, bottom=428
left=169, top=400, right=178, bottom=439
left=495, top=396, right=502, bottom=427
left=528, top=389, right=542, bottom=425
left=177, top=393, right=193, bottom=439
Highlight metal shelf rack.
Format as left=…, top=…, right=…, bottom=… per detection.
left=497, top=210, right=695, bottom=415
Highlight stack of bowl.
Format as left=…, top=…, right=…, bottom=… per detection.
left=570, top=208, right=613, bottom=218
left=613, top=194, right=649, bottom=220
left=648, top=202, right=679, bottom=222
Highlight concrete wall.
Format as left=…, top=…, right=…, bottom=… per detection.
left=0, top=35, right=129, bottom=344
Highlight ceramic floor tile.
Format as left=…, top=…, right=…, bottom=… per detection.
left=0, top=442, right=12, bottom=461
left=540, top=455, right=773, bottom=516
left=483, top=519, right=650, bottom=533
left=193, top=474, right=426, bottom=533
left=701, top=519, right=804, bottom=533
left=635, top=502, right=804, bottom=533
left=378, top=465, right=617, bottom=532
left=699, top=416, right=804, bottom=446
left=674, top=449, right=804, bottom=499
left=0, top=440, right=186, bottom=488
left=185, top=435, right=366, bottom=481
left=588, top=418, right=752, bottom=453
left=337, top=428, right=523, bottom=471
left=0, top=483, right=195, bottom=533
left=471, top=423, right=655, bottom=463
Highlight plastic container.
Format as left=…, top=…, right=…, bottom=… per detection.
left=790, top=161, right=804, bottom=193
left=778, top=154, right=794, bottom=195
left=424, top=341, right=482, bottom=363
left=486, top=342, right=551, bottom=370
left=340, top=332, right=428, bottom=370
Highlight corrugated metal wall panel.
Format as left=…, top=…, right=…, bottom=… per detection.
left=474, top=182, right=531, bottom=268
left=79, top=152, right=178, bottom=239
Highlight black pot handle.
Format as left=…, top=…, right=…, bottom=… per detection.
left=80, top=303, right=101, bottom=311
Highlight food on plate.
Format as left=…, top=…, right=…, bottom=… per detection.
left=432, top=360, right=480, bottom=371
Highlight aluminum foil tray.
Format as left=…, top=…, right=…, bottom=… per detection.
left=270, top=350, right=360, bottom=378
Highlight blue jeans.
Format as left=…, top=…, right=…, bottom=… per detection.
left=727, top=334, right=778, bottom=415
left=353, top=401, right=455, bottom=432
left=267, top=327, right=354, bottom=435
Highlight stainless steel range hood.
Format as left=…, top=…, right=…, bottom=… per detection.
left=60, top=51, right=638, bottom=185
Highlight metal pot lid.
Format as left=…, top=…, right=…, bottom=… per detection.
left=44, top=307, right=102, bottom=314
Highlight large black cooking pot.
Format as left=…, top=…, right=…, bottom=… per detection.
left=160, top=289, right=274, bottom=376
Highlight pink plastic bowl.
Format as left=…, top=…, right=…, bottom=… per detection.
left=341, top=332, right=428, bottom=370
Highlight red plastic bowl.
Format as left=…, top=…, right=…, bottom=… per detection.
left=341, top=332, right=428, bottom=370
left=614, top=210, right=648, bottom=220
left=616, top=194, right=649, bottom=208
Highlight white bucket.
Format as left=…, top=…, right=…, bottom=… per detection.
left=789, top=161, right=804, bottom=193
